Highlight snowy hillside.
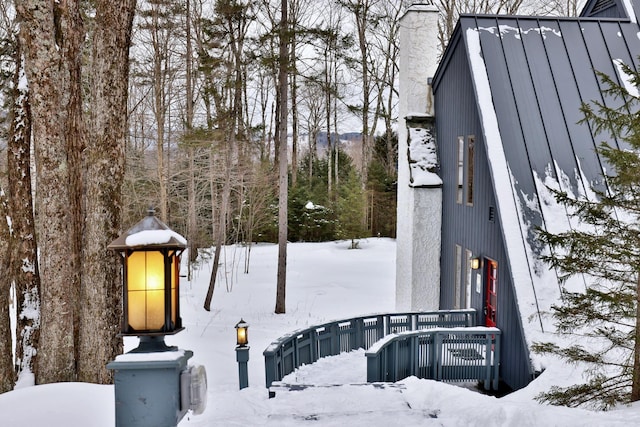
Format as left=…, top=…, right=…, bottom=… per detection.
left=1, top=239, right=640, bottom=426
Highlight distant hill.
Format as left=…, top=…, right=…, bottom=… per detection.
left=315, top=131, right=362, bottom=148
left=313, top=132, right=363, bottom=170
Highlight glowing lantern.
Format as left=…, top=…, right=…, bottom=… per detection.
left=108, top=209, right=186, bottom=336
left=235, top=319, right=249, bottom=347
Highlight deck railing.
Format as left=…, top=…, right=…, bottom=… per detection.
left=263, top=309, right=476, bottom=388
left=365, top=327, right=500, bottom=390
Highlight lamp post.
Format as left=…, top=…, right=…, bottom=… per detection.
left=107, top=209, right=207, bottom=427
left=235, top=319, right=250, bottom=390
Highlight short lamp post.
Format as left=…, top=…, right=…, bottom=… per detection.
left=107, top=209, right=207, bottom=427
left=235, top=319, right=250, bottom=390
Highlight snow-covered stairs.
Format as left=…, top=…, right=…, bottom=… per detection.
left=264, top=383, right=441, bottom=425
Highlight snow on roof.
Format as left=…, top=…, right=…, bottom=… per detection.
left=109, top=211, right=187, bottom=250
left=622, top=0, right=637, bottom=23
left=613, top=58, right=639, bottom=97
left=461, top=12, right=640, bottom=369
left=125, top=229, right=187, bottom=247
left=465, top=27, right=548, bottom=346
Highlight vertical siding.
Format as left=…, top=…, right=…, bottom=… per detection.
left=434, top=43, right=534, bottom=390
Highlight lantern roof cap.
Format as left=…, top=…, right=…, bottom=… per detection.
left=108, top=208, right=187, bottom=251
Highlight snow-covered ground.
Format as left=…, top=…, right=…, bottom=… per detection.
left=1, top=238, right=640, bottom=426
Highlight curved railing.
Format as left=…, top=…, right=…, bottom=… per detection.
left=263, top=309, right=476, bottom=389
left=365, top=327, right=501, bottom=390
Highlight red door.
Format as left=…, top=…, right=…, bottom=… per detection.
left=485, top=260, right=498, bottom=327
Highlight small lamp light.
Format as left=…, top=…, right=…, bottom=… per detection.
left=471, top=257, right=481, bottom=270
left=108, top=208, right=187, bottom=338
left=235, top=319, right=249, bottom=347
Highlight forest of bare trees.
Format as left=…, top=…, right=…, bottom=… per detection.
left=0, top=0, right=581, bottom=390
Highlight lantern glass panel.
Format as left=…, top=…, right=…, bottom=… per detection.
left=237, top=327, right=247, bottom=346
left=127, top=251, right=146, bottom=291
left=127, top=291, right=146, bottom=331
left=127, top=251, right=166, bottom=331
left=171, top=253, right=179, bottom=325
left=145, top=289, right=165, bottom=330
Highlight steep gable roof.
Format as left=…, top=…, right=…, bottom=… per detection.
left=580, top=0, right=627, bottom=18
left=432, top=11, right=640, bottom=352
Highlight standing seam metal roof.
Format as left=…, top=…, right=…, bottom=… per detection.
left=432, top=3, right=640, bottom=338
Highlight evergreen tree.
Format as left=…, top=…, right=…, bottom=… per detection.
left=289, top=153, right=335, bottom=242
left=336, top=167, right=366, bottom=248
left=534, top=64, right=640, bottom=409
left=367, top=132, right=397, bottom=237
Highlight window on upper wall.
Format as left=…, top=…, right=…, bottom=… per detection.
left=456, top=136, right=464, bottom=204
left=466, top=136, right=475, bottom=206
left=454, top=244, right=462, bottom=309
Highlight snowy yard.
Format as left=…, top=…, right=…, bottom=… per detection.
left=1, top=238, right=640, bottom=426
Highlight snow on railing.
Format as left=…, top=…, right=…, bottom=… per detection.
left=263, top=309, right=477, bottom=391
left=365, top=327, right=501, bottom=391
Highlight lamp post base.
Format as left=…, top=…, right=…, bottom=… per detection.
left=107, top=349, right=193, bottom=427
left=130, top=335, right=177, bottom=353
left=236, top=346, right=250, bottom=390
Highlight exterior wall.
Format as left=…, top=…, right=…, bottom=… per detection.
left=434, top=43, right=534, bottom=390
left=396, top=4, right=441, bottom=311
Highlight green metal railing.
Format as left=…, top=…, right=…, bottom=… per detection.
left=263, top=309, right=477, bottom=389
left=365, top=327, right=501, bottom=390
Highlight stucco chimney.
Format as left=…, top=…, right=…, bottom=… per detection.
left=396, top=3, right=441, bottom=311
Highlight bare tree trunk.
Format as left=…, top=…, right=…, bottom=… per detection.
left=289, top=1, right=298, bottom=187
left=62, top=0, right=86, bottom=373
left=275, top=0, right=288, bottom=314
left=78, top=0, right=135, bottom=384
left=17, top=0, right=81, bottom=384
left=291, top=66, right=298, bottom=187
left=8, top=39, right=40, bottom=386
left=187, top=147, right=198, bottom=279
left=204, top=144, right=231, bottom=311
left=355, top=2, right=371, bottom=186
left=0, top=190, right=14, bottom=393
left=631, top=273, right=640, bottom=401
left=142, top=0, right=173, bottom=221
left=186, top=0, right=198, bottom=278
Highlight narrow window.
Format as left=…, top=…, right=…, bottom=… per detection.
left=466, top=136, right=475, bottom=206
left=454, top=245, right=462, bottom=308
left=456, top=137, right=464, bottom=204
left=464, top=249, right=473, bottom=309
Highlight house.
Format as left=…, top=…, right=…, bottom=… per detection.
left=396, top=0, right=640, bottom=391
